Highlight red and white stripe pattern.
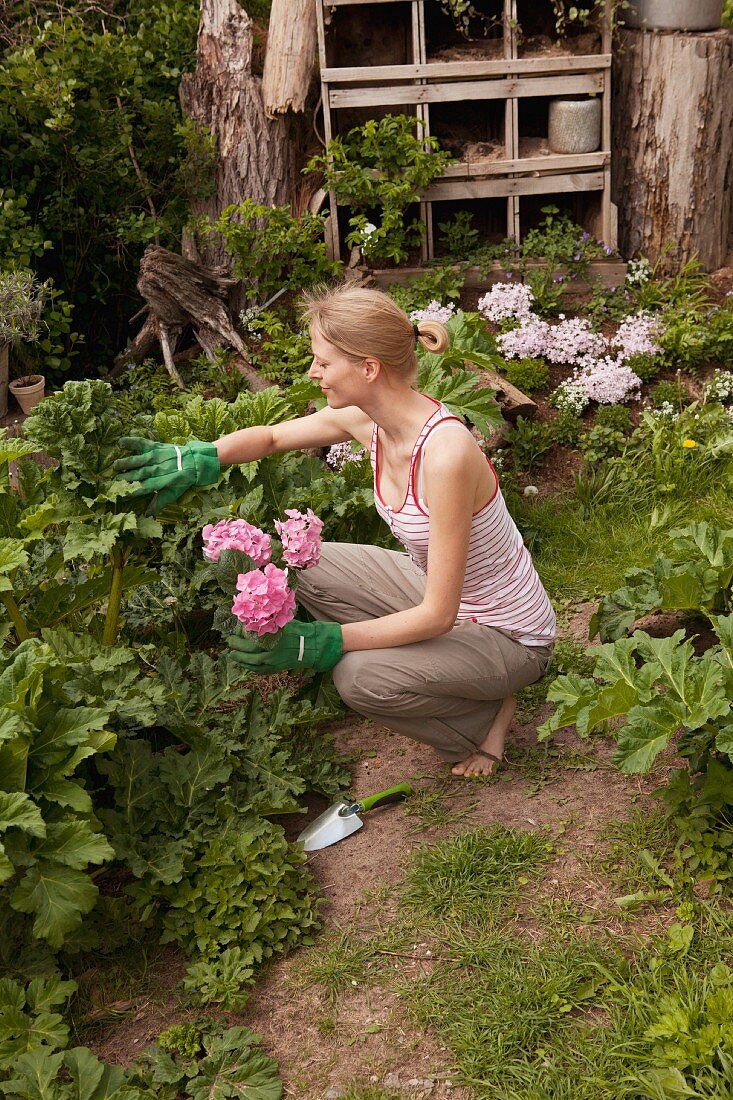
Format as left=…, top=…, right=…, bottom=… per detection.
left=370, top=400, right=556, bottom=646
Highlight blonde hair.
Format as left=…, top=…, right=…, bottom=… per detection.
left=300, top=284, right=449, bottom=382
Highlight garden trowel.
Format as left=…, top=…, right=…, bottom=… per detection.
left=297, top=783, right=412, bottom=851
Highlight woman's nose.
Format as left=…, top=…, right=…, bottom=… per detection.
left=308, top=359, right=320, bottom=379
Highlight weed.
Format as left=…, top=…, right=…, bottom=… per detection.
left=403, top=782, right=479, bottom=832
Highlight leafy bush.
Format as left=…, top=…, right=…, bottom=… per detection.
left=650, top=379, right=690, bottom=409
left=206, top=200, right=341, bottom=304
left=0, top=2, right=200, bottom=367
left=505, top=416, right=556, bottom=472
left=579, top=423, right=627, bottom=465
left=416, top=311, right=503, bottom=437
left=437, top=210, right=480, bottom=256
left=387, top=263, right=466, bottom=314
left=305, top=115, right=453, bottom=263
left=594, top=404, right=633, bottom=434
left=503, top=357, right=550, bottom=393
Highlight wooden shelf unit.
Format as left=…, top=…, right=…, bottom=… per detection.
left=316, top=0, right=616, bottom=262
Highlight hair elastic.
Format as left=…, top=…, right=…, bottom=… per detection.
left=412, top=323, right=420, bottom=346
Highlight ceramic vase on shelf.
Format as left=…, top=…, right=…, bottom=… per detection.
left=624, top=0, right=723, bottom=30
left=9, top=373, right=45, bottom=415
left=548, top=97, right=601, bottom=155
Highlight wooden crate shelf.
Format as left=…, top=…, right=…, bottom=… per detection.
left=316, top=0, right=616, bottom=263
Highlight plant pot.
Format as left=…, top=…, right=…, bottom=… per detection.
left=625, top=0, right=723, bottom=30
left=9, top=374, right=45, bottom=415
left=548, top=98, right=602, bottom=155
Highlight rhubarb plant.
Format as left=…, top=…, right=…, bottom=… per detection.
left=590, top=522, right=733, bottom=642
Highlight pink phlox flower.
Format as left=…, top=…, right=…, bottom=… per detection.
left=610, top=312, right=662, bottom=362
left=545, top=317, right=607, bottom=367
left=409, top=301, right=456, bottom=325
left=571, top=356, right=643, bottom=404
left=478, top=282, right=535, bottom=324
left=202, top=518, right=271, bottom=565
left=275, top=508, right=324, bottom=569
left=496, top=317, right=551, bottom=360
left=231, top=563, right=296, bottom=636
left=326, top=442, right=367, bottom=471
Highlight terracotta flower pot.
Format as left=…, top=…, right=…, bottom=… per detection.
left=9, top=374, right=45, bottom=415
left=625, top=0, right=723, bottom=30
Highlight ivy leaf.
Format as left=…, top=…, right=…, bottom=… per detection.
left=10, top=862, right=100, bottom=947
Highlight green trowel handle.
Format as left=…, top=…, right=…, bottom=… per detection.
left=359, top=783, right=412, bottom=813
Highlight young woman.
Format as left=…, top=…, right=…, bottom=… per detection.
left=114, top=285, right=555, bottom=777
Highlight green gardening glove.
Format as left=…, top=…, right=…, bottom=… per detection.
left=113, top=437, right=221, bottom=515
left=228, top=621, right=343, bottom=674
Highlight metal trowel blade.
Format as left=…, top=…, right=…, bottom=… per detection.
left=297, top=801, right=363, bottom=851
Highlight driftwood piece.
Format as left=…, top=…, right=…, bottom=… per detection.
left=179, top=0, right=302, bottom=271
left=613, top=28, right=733, bottom=270
left=480, top=369, right=537, bottom=421
left=262, top=0, right=317, bottom=118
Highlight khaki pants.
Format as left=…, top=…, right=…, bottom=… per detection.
left=296, top=543, right=553, bottom=763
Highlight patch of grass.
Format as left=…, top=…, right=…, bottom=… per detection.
left=341, top=1087, right=401, bottom=1100
left=403, top=782, right=479, bottom=832
left=595, top=808, right=677, bottom=896
left=401, top=826, right=553, bottom=926
left=300, top=928, right=412, bottom=1003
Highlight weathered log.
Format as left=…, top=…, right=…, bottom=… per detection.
left=262, top=0, right=317, bottom=118
left=179, top=0, right=302, bottom=270
left=612, top=28, right=733, bottom=269
left=480, top=370, right=537, bottom=421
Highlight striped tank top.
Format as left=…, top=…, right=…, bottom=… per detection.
left=370, top=399, right=556, bottom=647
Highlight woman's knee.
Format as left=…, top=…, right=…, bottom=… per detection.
left=333, top=651, right=405, bottom=711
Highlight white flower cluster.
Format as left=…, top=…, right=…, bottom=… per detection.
left=239, top=305, right=262, bottom=336
left=477, top=282, right=535, bottom=324
left=326, top=442, right=367, bottom=472
left=626, top=257, right=653, bottom=287
left=549, top=383, right=589, bottom=416
left=496, top=305, right=663, bottom=406
left=705, top=369, right=733, bottom=404
left=409, top=300, right=456, bottom=325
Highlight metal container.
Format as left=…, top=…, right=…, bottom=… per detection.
left=548, top=98, right=602, bottom=155
left=625, top=0, right=723, bottom=30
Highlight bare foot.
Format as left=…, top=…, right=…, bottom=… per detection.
left=451, top=696, right=516, bottom=778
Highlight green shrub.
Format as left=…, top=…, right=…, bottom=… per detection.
left=207, top=200, right=341, bottom=304
left=503, top=357, right=550, bottom=393
left=579, top=424, right=627, bottom=464
left=305, top=114, right=453, bottom=263
left=506, top=416, right=556, bottom=472
left=650, top=379, right=691, bottom=409
left=594, top=404, right=633, bottom=434
left=437, top=210, right=479, bottom=257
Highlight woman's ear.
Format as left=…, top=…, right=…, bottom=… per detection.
left=363, top=356, right=382, bottom=381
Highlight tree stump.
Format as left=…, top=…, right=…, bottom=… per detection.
left=612, top=28, right=733, bottom=270
left=262, top=0, right=317, bottom=118
left=179, top=0, right=303, bottom=270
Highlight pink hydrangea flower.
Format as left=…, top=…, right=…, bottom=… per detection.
left=231, top=563, right=296, bottom=636
left=202, top=518, right=271, bottom=565
left=275, top=508, right=324, bottom=569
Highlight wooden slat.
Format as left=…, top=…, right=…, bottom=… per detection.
left=369, top=259, right=628, bottom=290
left=329, top=72, right=604, bottom=107
left=324, top=0, right=408, bottom=5
left=420, top=171, right=605, bottom=201
left=321, top=54, right=610, bottom=83
left=439, top=150, right=608, bottom=178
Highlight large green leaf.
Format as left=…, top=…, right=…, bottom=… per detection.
left=28, top=707, right=110, bottom=773
left=63, top=1046, right=130, bottom=1100
left=10, top=862, right=100, bottom=947
left=34, top=820, right=113, bottom=870
left=0, top=436, right=38, bottom=466
left=0, top=793, right=45, bottom=839
left=614, top=696, right=688, bottom=773
left=538, top=673, right=598, bottom=739
left=187, top=1027, right=282, bottom=1100
left=0, top=538, right=28, bottom=591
